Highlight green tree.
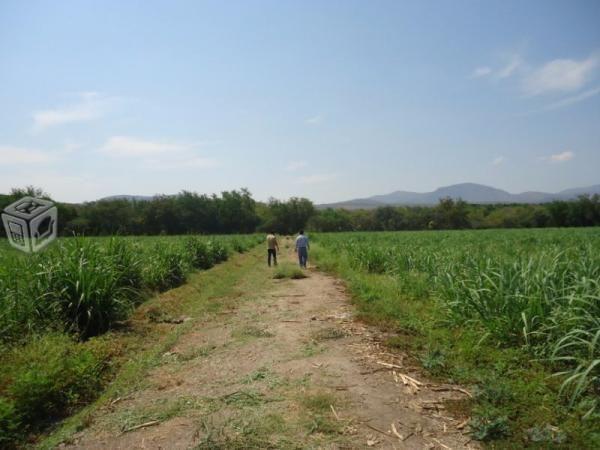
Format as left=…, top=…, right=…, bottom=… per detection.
left=260, top=197, right=315, bottom=234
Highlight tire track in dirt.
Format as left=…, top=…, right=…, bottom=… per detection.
left=61, top=242, right=477, bottom=449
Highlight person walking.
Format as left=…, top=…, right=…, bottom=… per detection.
left=295, top=230, right=309, bottom=268
left=266, top=232, right=279, bottom=267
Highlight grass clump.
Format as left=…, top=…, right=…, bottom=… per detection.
left=242, top=367, right=271, bottom=384
left=311, top=327, right=346, bottom=341
left=273, top=263, right=307, bottom=280
left=194, top=416, right=284, bottom=450
left=241, top=367, right=281, bottom=389
left=421, top=348, right=446, bottom=376
left=301, top=342, right=325, bottom=357
left=179, top=344, right=217, bottom=361
left=234, top=325, right=274, bottom=339
left=300, top=392, right=341, bottom=435
left=469, top=411, right=511, bottom=441
left=117, top=396, right=208, bottom=432
left=222, top=390, right=266, bottom=407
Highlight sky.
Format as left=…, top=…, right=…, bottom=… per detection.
left=1, top=0, right=599, bottom=204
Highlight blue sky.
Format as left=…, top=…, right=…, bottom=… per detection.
left=1, top=0, right=599, bottom=203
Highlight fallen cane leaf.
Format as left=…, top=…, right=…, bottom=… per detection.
left=122, top=420, right=160, bottom=433
left=364, top=423, right=390, bottom=436
left=456, top=418, right=470, bottom=430
left=432, top=438, right=452, bottom=449
left=330, top=404, right=341, bottom=421
left=391, top=423, right=404, bottom=440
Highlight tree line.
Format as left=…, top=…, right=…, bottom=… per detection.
left=310, top=196, right=600, bottom=231
left=1, top=187, right=600, bottom=237
left=0, top=187, right=315, bottom=236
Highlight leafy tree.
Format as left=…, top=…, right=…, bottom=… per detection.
left=307, top=208, right=353, bottom=232
left=434, top=197, right=470, bottom=229
left=259, top=197, right=315, bottom=234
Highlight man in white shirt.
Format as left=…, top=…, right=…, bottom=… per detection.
left=295, top=230, right=309, bottom=268
left=266, top=232, right=279, bottom=266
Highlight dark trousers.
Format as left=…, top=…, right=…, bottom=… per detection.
left=297, top=247, right=308, bottom=268
left=267, top=249, right=277, bottom=266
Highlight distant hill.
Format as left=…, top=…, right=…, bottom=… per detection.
left=318, top=183, right=600, bottom=209
left=98, top=195, right=157, bottom=202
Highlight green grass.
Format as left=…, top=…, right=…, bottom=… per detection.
left=300, top=342, right=325, bottom=358
left=193, top=413, right=290, bottom=450
left=233, top=325, right=275, bottom=339
left=241, top=367, right=281, bottom=389
left=311, top=228, right=600, bottom=448
left=116, top=396, right=210, bottom=432
left=299, top=392, right=341, bottom=435
left=273, top=263, right=308, bottom=280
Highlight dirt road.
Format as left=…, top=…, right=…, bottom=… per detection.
left=61, top=243, right=476, bottom=449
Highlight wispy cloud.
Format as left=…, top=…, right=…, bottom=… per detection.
left=474, top=51, right=600, bottom=112
left=99, top=136, right=219, bottom=170
left=0, top=145, right=56, bottom=165
left=492, top=156, right=505, bottom=166
left=541, top=151, right=575, bottom=163
left=523, top=54, right=599, bottom=95
left=550, top=151, right=575, bottom=162
left=285, top=160, right=308, bottom=171
left=497, top=54, right=523, bottom=79
left=471, top=54, right=522, bottom=80
left=305, top=114, right=322, bottom=125
left=142, top=156, right=219, bottom=170
left=32, top=92, right=115, bottom=132
left=99, top=136, right=192, bottom=157
left=471, top=66, right=492, bottom=78
left=296, top=173, right=336, bottom=184
left=539, top=85, right=600, bottom=111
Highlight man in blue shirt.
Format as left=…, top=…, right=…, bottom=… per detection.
left=295, top=230, right=309, bottom=268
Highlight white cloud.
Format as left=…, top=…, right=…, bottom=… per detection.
left=472, top=54, right=522, bottom=80
left=550, top=151, right=575, bottom=162
left=98, top=136, right=219, bottom=170
left=540, top=86, right=600, bottom=111
left=542, top=151, right=575, bottom=163
left=492, top=156, right=505, bottom=166
left=285, top=160, right=308, bottom=171
left=99, top=136, right=191, bottom=157
left=32, top=92, right=114, bottom=131
left=296, top=173, right=336, bottom=184
left=305, top=114, right=322, bottom=124
left=474, top=51, right=600, bottom=112
left=523, top=54, right=599, bottom=95
left=0, top=145, right=55, bottom=165
left=497, top=54, right=523, bottom=79
left=471, top=66, right=492, bottom=78
left=142, top=156, right=219, bottom=170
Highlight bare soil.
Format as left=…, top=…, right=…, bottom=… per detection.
left=61, top=243, right=478, bottom=449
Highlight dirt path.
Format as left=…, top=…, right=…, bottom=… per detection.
left=61, top=242, right=477, bottom=449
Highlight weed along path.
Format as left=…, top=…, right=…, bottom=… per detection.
left=56, top=241, right=477, bottom=449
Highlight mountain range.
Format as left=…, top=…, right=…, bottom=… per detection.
left=317, top=183, right=600, bottom=209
